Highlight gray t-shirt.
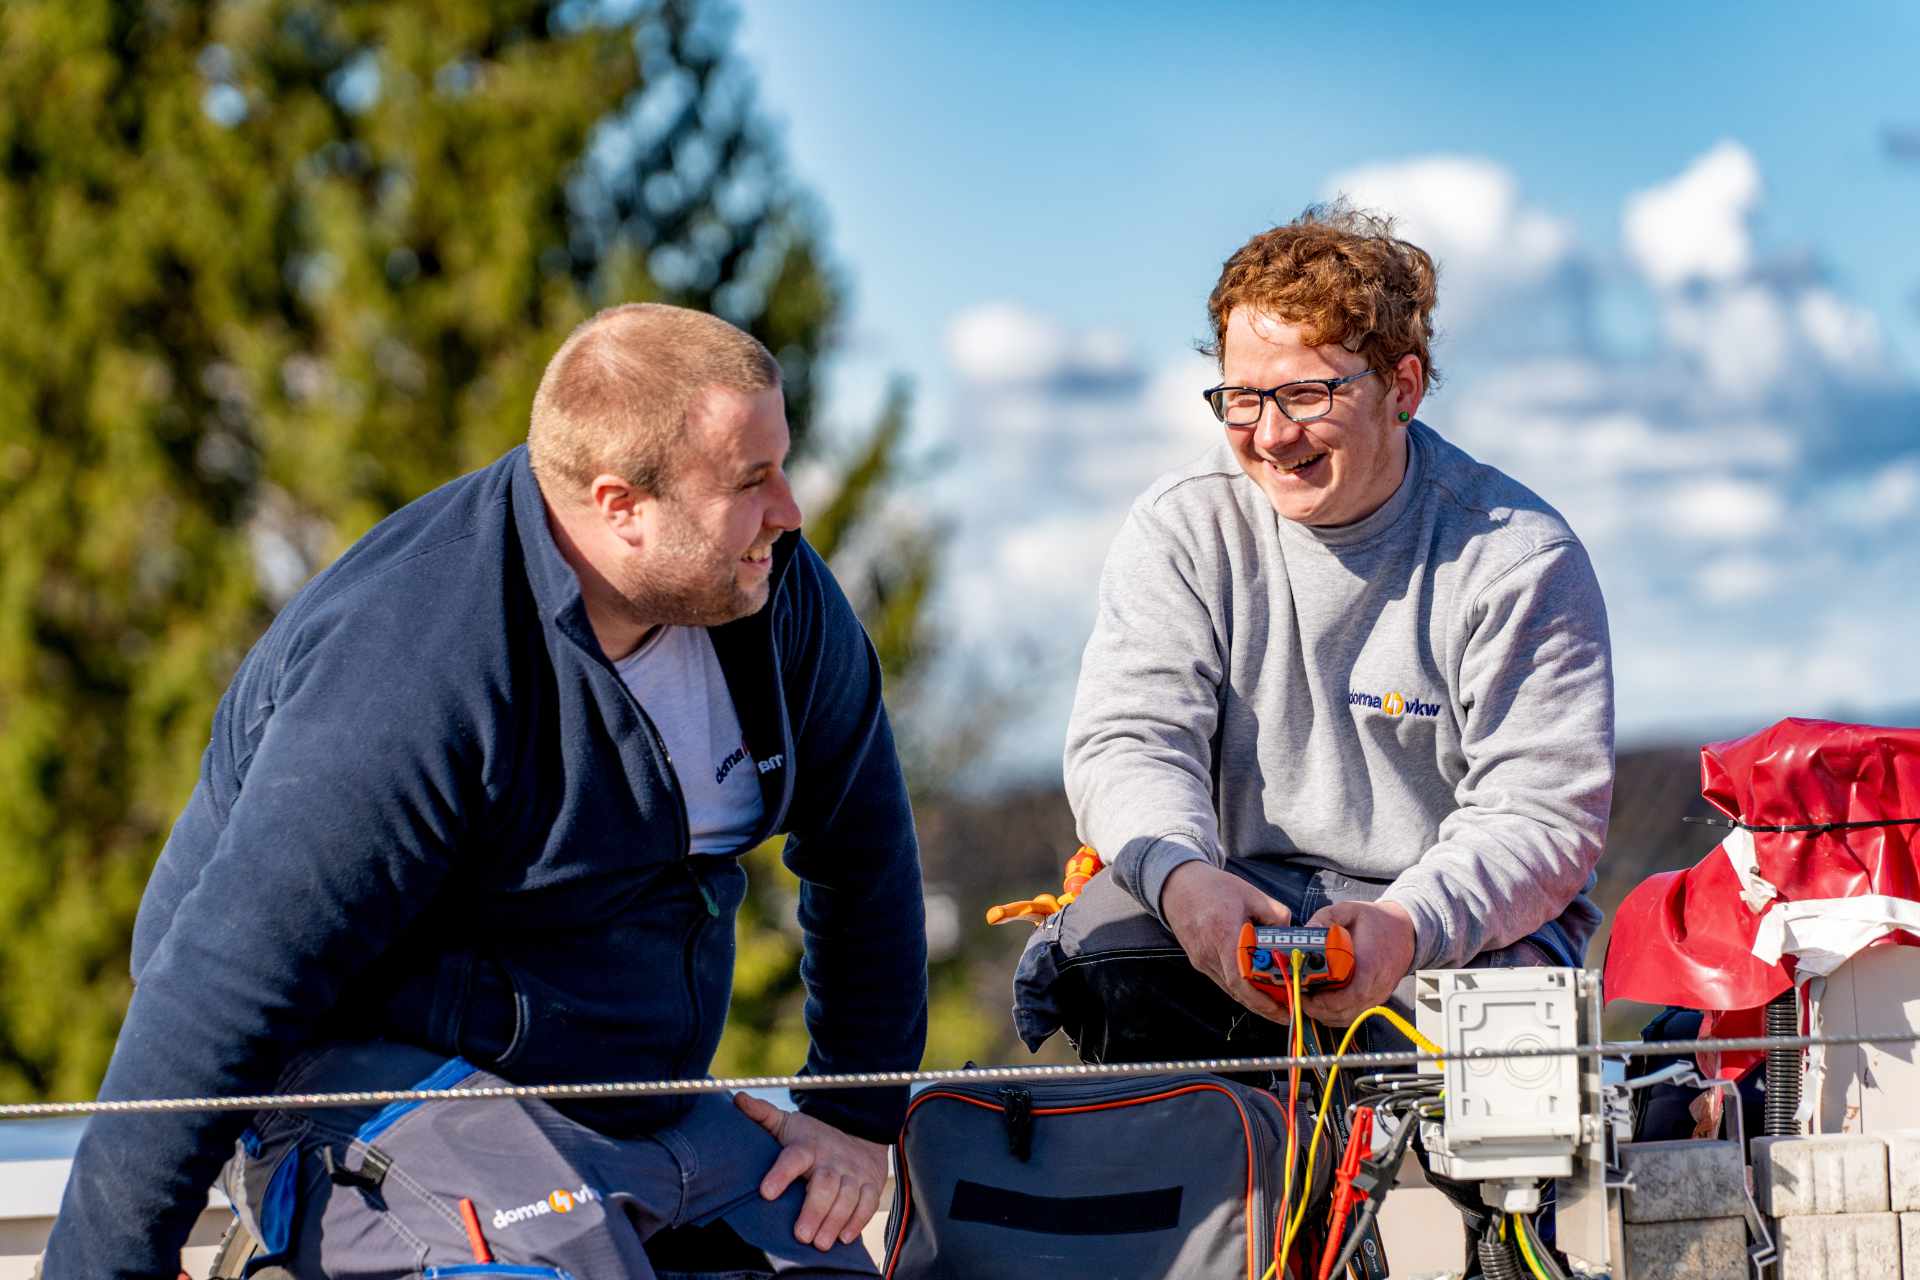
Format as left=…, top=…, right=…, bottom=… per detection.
left=1064, top=422, right=1614, bottom=970
left=616, top=625, right=765, bottom=856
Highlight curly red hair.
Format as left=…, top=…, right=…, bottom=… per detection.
left=1204, top=202, right=1441, bottom=393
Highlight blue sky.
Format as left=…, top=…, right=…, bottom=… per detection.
left=737, top=1, right=1919, bottom=382
left=732, top=2, right=1920, bottom=778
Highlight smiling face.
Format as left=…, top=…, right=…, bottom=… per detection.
left=618, top=384, right=801, bottom=627
left=1219, top=308, right=1416, bottom=528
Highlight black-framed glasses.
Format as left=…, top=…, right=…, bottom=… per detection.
left=1201, top=370, right=1381, bottom=426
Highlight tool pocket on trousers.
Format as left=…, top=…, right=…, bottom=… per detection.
left=319, top=1066, right=628, bottom=1275
left=223, top=1115, right=319, bottom=1261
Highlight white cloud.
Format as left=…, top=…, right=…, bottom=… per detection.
left=1797, top=289, right=1885, bottom=375
left=1071, top=353, right=1220, bottom=497
left=1866, top=458, right=1920, bottom=515
left=1323, top=156, right=1574, bottom=326
left=1622, top=140, right=1761, bottom=288
left=1077, top=329, right=1137, bottom=378
left=994, top=511, right=1125, bottom=603
left=1661, top=285, right=1794, bottom=395
left=926, top=325, right=1220, bottom=775
left=1320, top=146, right=1918, bottom=739
left=1453, top=362, right=1799, bottom=484
left=1514, top=408, right=1787, bottom=480
left=1473, top=357, right=1606, bottom=407
left=920, top=144, right=1920, bottom=777
left=1614, top=146, right=1892, bottom=409
left=945, top=303, right=1071, bottom=384
left=1696, top=554, right=1779, bottom=604
left=1666, top=477, right=1786, bottom=541
left=944, top=302, right=1137, bottom=388
left=1831, top=455, right=1920, bottom=528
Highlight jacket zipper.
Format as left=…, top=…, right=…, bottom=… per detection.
left=625, top=697, right=691, bottom=858
left=614, top=675, right=706, bottom=1074
left=601, top=550, right=798, bottom=1078
left=643, top=710, right=714, bottom=1080
left=672, top=885, right=712, bottom=1080
left=760, top=637, right=795, bottom=838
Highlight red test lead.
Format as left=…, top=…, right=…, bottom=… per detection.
left=1316, top=1105, right=1374, bottom=1280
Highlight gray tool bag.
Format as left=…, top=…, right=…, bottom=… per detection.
left=879, top=1073, right=1298, bottom=1279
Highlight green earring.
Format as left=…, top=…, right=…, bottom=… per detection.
left=1397, top=411, right=1410, bottom=422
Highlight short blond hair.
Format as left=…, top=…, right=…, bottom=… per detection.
left=527, top=303, right=780, bottom=496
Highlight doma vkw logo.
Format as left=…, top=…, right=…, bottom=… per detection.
left=492, top=1184, right=602, bottom=1230
left=1347, top=688, right=1440, bottom=718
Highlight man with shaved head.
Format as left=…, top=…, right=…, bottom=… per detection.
left=46, top=305, right=926, bottom=1279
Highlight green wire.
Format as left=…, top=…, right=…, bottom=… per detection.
left=1510, top=1212, right=1553, bottom=1280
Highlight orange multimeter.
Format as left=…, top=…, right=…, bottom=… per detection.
left=1236, top=922, right=1356, bottom=998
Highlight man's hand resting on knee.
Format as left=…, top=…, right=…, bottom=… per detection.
left=1159, top=861, right=1295, bottom=1021
left=735, top=1092, right=888, bottom=1252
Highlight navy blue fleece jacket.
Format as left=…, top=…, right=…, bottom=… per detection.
left=42, top=446, right=929, bottom=1278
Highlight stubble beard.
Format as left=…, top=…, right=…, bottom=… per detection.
left=615, top=518, right=767, bottom=630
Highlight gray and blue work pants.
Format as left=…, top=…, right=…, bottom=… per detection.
left=221, top=1041, right=877, bottom=1278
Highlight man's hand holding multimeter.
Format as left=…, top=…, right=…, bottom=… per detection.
left=1295, top=898, right=1418, bottom=1026
left=1237, top=922, right=1355, bottom=1013
left=1161, top=862, right=1414, bottom=1026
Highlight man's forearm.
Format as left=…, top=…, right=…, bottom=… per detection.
left=1107, top=831, right=1217, bottom=925
left=786, top=830, right=928, bottom=1141
left=1380, top=811, right=1602, bottom=970
left=1064, top=499, right=1229, bottom=923
left=43, top=965, right=273, bottom=1277
left=1385, top=540, right=1613, bottom=970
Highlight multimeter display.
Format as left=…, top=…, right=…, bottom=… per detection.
left=1236, top=922, right=1356, bottom=992
left=1254, top=927, right=1337, bottom=950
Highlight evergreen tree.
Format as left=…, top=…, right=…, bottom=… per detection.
left=0, top=0, right=932, bottom=1102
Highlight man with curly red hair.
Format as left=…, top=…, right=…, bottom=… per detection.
left=1016, top=204, right=1615, bottom=1059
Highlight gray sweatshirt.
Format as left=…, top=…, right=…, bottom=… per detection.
left=1064, top=422, right=1614, bottom=971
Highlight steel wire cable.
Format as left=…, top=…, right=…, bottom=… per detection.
left=0, top=1027, right=1911, bottom=1121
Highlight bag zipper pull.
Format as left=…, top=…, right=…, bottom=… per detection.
left=999, top=1085, right=1033, bottom=1162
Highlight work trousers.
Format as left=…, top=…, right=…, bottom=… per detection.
left=221, top=1041, right=877, bottom=1279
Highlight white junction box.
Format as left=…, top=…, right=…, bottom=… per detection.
left=1415, top=967, right=1617, bottom=1274
left=1416, top=968, right=1585, bottom=1181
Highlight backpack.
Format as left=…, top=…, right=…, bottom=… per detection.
left=881, top=1073, right=1316, bottom=1280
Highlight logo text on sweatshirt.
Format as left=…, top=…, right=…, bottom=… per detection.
left=1348, top=688, right=1441, bottom=718
left=715, top=744, right=750, bottom=786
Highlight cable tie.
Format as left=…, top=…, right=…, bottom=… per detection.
left=1683, top=815, right=1920, bottom=834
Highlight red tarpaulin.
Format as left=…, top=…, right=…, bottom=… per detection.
left=1604, top=718, right=1920, bottom=1077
